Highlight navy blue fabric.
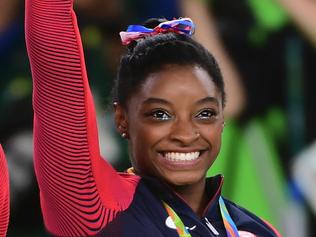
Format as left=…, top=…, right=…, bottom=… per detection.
left=96, top=175, right=279, bottom=237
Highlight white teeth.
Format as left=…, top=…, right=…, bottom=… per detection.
left=164, top=152, right=200, bottom=161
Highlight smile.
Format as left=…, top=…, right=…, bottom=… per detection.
left=164, top=152, right=200, bottom=161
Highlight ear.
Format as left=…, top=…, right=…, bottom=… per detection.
left=113, top=102, right=129, bottom=137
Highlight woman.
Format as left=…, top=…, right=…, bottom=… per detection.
left=0, top=144, right=9, bottom=237
left=25, top=0, right=281, bottom=236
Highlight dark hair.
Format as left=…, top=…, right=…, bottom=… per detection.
left=112, top=18, right=226, bottom=108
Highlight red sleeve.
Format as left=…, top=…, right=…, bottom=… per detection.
left=0, top=145, right=9, bottom=237
left=25, top=1, right=139, bottom=236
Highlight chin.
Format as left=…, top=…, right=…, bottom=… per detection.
left=163, top=172, right=204, bottom=187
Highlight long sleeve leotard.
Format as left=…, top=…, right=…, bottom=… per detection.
left=25, top=0, right=139, bottom=236
left=0, top=145, right=9, bottom=237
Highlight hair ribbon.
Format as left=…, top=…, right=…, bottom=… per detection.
left=120, top=18, right=195, bottom=45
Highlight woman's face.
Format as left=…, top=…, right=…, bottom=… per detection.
left=117, top=64, right=224, bottom=187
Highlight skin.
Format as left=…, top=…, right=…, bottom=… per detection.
left=115, top=64, right=224, bottom=216
left=275, top=0, right=316, bottom=48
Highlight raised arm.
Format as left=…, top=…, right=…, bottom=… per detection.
left=0, top=145, right=9, bottom=237
left=25, top=0, right=138, bottom=236
left=275, top=0, right=316, bottom=48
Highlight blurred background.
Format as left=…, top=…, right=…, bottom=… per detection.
left=1, top=0, right=316, bottom=236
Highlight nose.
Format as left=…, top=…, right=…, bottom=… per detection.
left=169, top=118, right=200, bottom=145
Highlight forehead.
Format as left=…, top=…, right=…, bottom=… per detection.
left=140, top=64, right=220, bottom=100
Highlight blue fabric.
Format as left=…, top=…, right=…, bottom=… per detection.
left=95, top=176, right=279, bottom=237
left=127, top=25, right=154, bottom=33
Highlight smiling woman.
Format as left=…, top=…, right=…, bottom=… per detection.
left=118, top=65, right=224, bottom=216
left=25, top=0, right=281, bottom=236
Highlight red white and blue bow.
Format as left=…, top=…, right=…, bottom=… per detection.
left=119, top=18, right=195, bottom=45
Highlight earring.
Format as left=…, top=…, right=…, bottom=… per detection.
left=121, top=132, right=127, bottom=138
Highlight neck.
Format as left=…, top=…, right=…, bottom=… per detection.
left=172, top=179, right=208, bottom=217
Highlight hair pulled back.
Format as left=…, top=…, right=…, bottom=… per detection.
left=113, top=18, right=226, bottom=108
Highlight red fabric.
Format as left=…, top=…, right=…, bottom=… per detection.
left=0, top=145, right=9, bottom=237
left=25, top=0, right=140, bottom=236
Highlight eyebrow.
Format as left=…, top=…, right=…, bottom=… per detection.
left=142, top=96, right=219, bottom=106
left=143, top=97, right=171, bottom=106
left=196, top=97, right=219, bottom=106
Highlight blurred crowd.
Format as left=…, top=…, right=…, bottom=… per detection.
left=1, top=0, right=316, bottom=236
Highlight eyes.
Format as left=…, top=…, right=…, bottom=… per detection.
left=150, top=110, right=171, bottom=121
left=196, top=109, right=218, bottom=120
left=145, top=109, right=218, bottom=122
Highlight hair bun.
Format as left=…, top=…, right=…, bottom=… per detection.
left=127, top=41, right=137, bottom=52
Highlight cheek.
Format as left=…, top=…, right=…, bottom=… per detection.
left=135, top=123, right=170, bottom=143
left=130, top=123, right=169, bottom=159
left=130, top=125, right=170, bottom=174
left=202, top=124, right=223, bottom=145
